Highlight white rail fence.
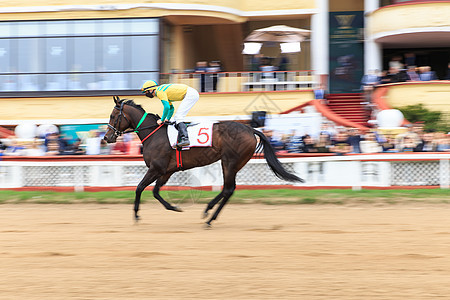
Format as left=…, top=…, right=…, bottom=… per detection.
left=1, top=154, right=449, bottom=190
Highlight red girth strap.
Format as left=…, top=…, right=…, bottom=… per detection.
left=176, top=148, right=183, bottom=170
left=141, top=123, right=164, bottom=144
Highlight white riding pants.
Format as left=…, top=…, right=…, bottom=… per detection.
left=173, top=87, right=199, bottom=123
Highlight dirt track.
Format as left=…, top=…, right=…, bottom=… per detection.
left=2, top=203, right=450, bottom=299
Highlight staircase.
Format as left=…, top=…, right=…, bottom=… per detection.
left=325, top=93, right=370, bottom=127
left=0, top=125, right=14, bottom=138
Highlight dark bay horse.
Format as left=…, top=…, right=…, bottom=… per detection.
left=104, top=96, right=303, bottom=226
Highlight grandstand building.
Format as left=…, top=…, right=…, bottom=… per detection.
left=0, top=0, right=449, bottom=133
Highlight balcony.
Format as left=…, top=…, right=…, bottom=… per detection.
left=367, top=1, right=450, bottom=47
left=160, top=70, right=316, bottom=94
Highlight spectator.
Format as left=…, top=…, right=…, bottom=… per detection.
left=404, top=52, right=416, bottom=68
left=314, top=133, right=332, bottom=153
left=277, top=134, right=291, bottom=154
left=259, top=56, right=276, bottom=81
left=58, top=134, right=73, bottom=155
left=360, top=69, right=380, bottom=102
left=278, top=54, right=289, bottom=71
left=414, top=131, right=437, bottom=152
left=195, top=61, right=208, bottom=92
left=250, top=54, right=264, bottom=71
left=406, top=66, right=420, bottom=81
left=285, top=132, right=304, bottom=153
left=207, top=60, right=223, bottom=92
left=300, top=134, right=318, bottom=153
left=71, top=138, right=85, bottom=155
left=381, top=135, right=397, bottom=152
left=360, top=132, right=383, bottom=153
left=320, top=122, right=337, bottom=139
left=395, top=125, right=421, bottom=151
left=419, top=66, right=437, bottom=81
left=396, top=68, right=409, bottom=82
left=435, top=132, right=450, bottom=152
left=389, top=55, right=403, bottom=69
left=45, top=134, right=60, bottom=156
left=381, top=67, right=408, bottom=84
left=398, top=136, right=417, bottom=152
left=379, top=70, right=390, bottom=84
left=330, top=132, right=353, bottom=155
left=264, top=130, right=285, bottom=153
left=314, top=84, right=327, bottom=100
left=347, top=128, right=363, bottom=153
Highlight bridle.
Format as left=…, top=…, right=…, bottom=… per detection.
left=107, top=101, right=162, bottom=142
left=107, top=101, right=134, bottom=138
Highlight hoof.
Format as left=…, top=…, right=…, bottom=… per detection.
left=173, top=205, right=183, bottom=212
left=202, top=211, right=209, bottom=219
left=134, top=215, right=141, bottom=223
left=203, top=222, right=212, bottom=230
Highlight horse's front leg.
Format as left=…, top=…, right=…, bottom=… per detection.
left=134, top=169, right=160, bottom=222
left=153, top=172, right=183, bottom=212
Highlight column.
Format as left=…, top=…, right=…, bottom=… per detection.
left=364, top=0, right=382, bottom=73
left=311, top=0, right=329, bottom=87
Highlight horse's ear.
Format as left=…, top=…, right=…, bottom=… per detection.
left=113, top=95, right=120, bottom=104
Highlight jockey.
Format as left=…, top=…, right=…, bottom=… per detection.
left=141, top=80, right=199, bottom=147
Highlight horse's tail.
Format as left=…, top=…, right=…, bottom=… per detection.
left=253, top=130, right=304, bottom=183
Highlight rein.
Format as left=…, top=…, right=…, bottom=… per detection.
left=141, top=123, right=164, bottom=144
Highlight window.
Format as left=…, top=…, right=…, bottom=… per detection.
left=0, top=18, right=160, bottom=94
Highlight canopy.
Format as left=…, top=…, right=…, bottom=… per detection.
left=244, top=25, right=311, bottom=43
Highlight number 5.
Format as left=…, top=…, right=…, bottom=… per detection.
left=197, top=128, right=210, bottom=144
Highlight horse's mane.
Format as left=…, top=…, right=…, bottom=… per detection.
left=120, top=98, right=159, bottom=120
left=121, top=99, right=146, bottom=113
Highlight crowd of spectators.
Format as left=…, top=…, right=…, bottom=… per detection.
left=263, top=122, right=450, bottom=155
left=362, top=53, right=448, bottom=92
left=0, top=122, right=449, bottom=157
left=0, top=130, right=143, bottom=158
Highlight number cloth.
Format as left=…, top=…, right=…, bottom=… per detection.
left=166, top=122, right=215, bottom=149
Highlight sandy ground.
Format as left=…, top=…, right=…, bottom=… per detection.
left=2, top=203, right=450, bottom=299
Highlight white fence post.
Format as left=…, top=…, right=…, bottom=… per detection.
left=440, top=158, right=449, bottom=189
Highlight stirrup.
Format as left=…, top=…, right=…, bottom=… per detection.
left=177, top=138, right=190, bottom=147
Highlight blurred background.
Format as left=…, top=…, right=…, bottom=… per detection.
left=0, top=0, right=449, bottom=189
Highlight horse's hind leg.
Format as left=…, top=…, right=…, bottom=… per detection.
left=203, top=191, right=223, bottom=219
left=153, top=173, right=183, bottom=212
left=206, top=166, right=237, bottom=227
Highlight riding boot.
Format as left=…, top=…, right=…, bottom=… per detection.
left=176, top=122, right=190, bottom=147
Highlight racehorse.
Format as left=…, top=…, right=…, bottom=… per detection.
left=104, top=96, right=304, bottom=226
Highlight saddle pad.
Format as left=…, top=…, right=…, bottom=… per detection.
left=167, top=122, right=214, bottom=149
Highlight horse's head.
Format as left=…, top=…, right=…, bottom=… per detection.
left=104, top=96, right=135, bottom=143
left=104, top=96, right=159, bottom=143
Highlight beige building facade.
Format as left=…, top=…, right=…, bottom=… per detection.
left=0, top=0, right=449, bottom=125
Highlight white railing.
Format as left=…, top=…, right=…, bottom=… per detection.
left=160, top=70, right=316, bottom=93
left=0, top=153, right=449, bottom=190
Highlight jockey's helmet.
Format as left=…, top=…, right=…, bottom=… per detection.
left=141, top=80, right=158, bottom=93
